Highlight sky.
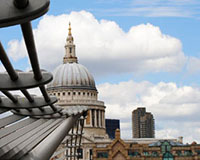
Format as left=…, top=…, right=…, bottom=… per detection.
left=1, top=0, right=200, bottom=143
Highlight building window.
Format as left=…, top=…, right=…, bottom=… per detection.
left=58, top=93, right=60, bottom=96
left=65, top=149, right=68, bottom=158
left=77, top=148, right=83, bottom=159
left=63, top=92, right=65, bottom=96
left=152, top=151, right=158, bottom=157
left=184, top=150, right=192, bottom=156
left=83, top=92, right=85, bottom=96
left=89, top=149, right=93, bottom=160
left=87, top=92, right=89, bottom=96
left=53, top=93, right=56, bottom=95
left=92, top=110, right=95, bottom=127
left=96, top=110, right=99, bottom=127
left=176, top=150, right=182, bottom=156
left=143, top=151, right=149, bottom=156
left=161, top=141, right=171, bottom=154
left=68, top=92, right=70, bottom=95
left=73, top=92, right=76, bottom=95
left=128, top=150, right=140, bottom=157
left=69, top=47, right=72, bottom=53
left=97, top=152, right=108, bottom=158
left=163, top=152, right=173, bottom=160
left=195, top=150, right=200, bottom=155
left=78, top=92, right=81, bottom=95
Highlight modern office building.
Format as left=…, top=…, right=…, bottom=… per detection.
left=106, top=119, right=120, bottom=139
left=132, top=107, right=155, bottom=138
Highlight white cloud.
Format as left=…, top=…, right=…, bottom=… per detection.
left=97, top=80, right=200, bottom=143
left=7, top=11, right=186, bottom=76
left=186, top=57, right=200, bottom=74
left=8, top=39, right=26, bottom=61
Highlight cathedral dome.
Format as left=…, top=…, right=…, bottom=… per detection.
left=47, top=63, right=96, bottom=90
left=47, top=23, right=96, bottom=91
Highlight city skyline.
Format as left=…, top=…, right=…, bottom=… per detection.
left=1, top=0, right=200, bottom=142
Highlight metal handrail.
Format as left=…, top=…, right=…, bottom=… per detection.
left=0, top=0, right=87, bottom=159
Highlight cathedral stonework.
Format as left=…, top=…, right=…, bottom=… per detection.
left=47, top=23, right=110, bottom=160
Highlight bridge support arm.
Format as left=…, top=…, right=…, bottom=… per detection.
left=21, top=114, right=80, bottom=160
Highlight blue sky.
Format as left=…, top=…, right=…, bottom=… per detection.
left=1, top=0, right=200, bottom=85
left=1, top=0, right=200, bottom=142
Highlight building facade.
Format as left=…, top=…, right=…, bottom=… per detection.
left=132, top=107, right=155, bottom=138
left=106, top=119, right=120, bottom=139
left=93, top=129, right=200, bottom=160
left=47, top=23, right=110, bottom=160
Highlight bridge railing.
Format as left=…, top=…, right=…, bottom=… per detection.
left=0, top=0, right=87, bottom=160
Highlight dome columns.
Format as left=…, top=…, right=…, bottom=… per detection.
left=87, top=108, right=105, bottom=128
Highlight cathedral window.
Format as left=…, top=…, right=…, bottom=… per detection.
left=87, top=92, right=89, bottom=96
left=83, top=92, right=85, bottom=96
left=78, top=92, right=81, bottom=95
left=63, top=92, right=65, bottom=96
left=73, top=92, right=76, bottom=95
left=92, top=110, right=95, bottom=127
left=96, top=110, right=99, bottom=127
left=68, top=92, right=70, bottom=95
left=89, top=149, right=93, bottom=160
left=58, top=93, right=60, bottom=96
left=77, top=148, right=83, bottom=159
left=69, top=47, right=72, bottom=53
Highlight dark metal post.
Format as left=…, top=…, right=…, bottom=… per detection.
left=20, top=22, right=42, bottom=81
left=0, top=42, right=18, bottom=81
left=2, top=91, right=18, bottom=103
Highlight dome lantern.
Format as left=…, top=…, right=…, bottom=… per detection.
left=63, top=22, right=78, bottom=64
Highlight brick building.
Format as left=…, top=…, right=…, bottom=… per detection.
left=93, top=129, right=200, bottom=160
